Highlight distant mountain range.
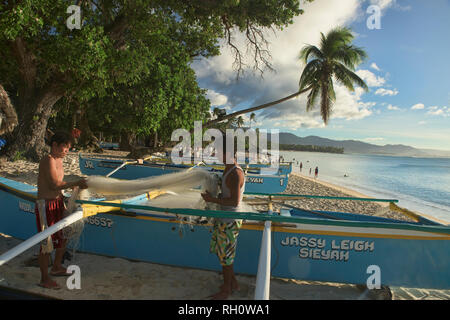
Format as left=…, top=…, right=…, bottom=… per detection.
left=277, top=132, right=450, bottom=158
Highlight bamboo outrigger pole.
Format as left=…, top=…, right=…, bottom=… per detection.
left=254, top=201, right=274, bottom=300
left=0, top=208, right=85, bottom=266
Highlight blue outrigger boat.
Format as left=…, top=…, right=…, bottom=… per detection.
left=1, top=176, right=449, bottom=291
left=79, top=154, right=290, bottom=194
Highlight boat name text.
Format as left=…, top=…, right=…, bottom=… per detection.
left=86, top=216, right=114, bottom=228
left=246, top=177, right=264, bottom=184
left=18, top=201, right=34, bottom=214
left=281, top=236, right=375, bottom=262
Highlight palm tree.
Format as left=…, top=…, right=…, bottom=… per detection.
left=204, top=27, right=368, bottom=127
left=236, top=116, right=244, bottom=128
left=249, top=112, right=256, bottom=128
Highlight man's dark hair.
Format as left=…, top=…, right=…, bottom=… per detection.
left=48, top=131, right=73, bottom=147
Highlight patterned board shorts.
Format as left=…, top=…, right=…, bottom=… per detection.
left=210, top=219, right=242, bottom=266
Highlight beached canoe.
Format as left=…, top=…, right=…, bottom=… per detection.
left=1, top=176, right=449, bottom=290
left=79, top=154, right=290, bottom=194
left=99, top=142, right=119, bottom=150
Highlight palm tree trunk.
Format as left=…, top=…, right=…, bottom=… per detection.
left=203, top=86, right=311, bottom=129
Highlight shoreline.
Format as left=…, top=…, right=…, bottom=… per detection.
left=0, top=151, right=449, bottom=300
left=291, top=172, right=383, bottom=201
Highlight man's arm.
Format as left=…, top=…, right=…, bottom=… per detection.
left=202, top=170, right=243, bottom=207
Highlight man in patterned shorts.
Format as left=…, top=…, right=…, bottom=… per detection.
left=202, top=136, right=245, bottom=299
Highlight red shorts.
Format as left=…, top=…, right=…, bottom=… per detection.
left=35, top=197, right=66, bottom=250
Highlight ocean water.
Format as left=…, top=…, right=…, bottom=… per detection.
left=280, top=151, right=450, bottom=223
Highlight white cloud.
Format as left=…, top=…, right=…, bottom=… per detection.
left=370, top=0, right=395, bottom=11
left=355, top=69, right=386, bottom=87
left=193, top=0, right=382, bottom=128
left=370, top=62, right=381, bottom=71
left=427, top=106, right=449, bottom=117
left=387, top=104, right=400, bottom=110
left=262, top=116, right=326, bottom=131
left=418, top=121, right=426, bottom=125
left=206, top=89, right=228, bottom=106
left=370, top=0, right=411, bottom=12
left=411, top=103, right=425, bottom=110
left=375, top=88, right=398, bottom=96
left=363, top=137, right=384, bottom=142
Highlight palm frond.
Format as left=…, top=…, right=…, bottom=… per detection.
left=299, top=59, right=321, bottom=90
left=320, top=27, right=354, bottom=56
left=327, top=77, right=336, bottom=102
left=299, top=44, right=324, bottom=63
left=306, top=85, right=320, bottom=112
left=332, top=45, right=367, bottom=70
left=333, top=63, right=368, bottom=91
left=333, top=63, right=355, bottom=91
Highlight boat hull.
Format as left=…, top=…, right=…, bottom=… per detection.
left=1, top=177, right=449, bottom=289
left=79, top=155, right=289, bottom=194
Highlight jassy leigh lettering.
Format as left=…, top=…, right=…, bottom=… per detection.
left=281, top=236, right=375, bottom=262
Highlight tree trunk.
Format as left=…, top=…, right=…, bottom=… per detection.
left=2, top=84, right=65, bottom=162
left=2, top=38, right=66, bottom=162
left=119, top=131, right=136, bottom=151
left=203, top=87, right=312, bottom=129
left=78, top=107, right=101, bottom=152
left=0, top=84, right=18, bottom=135
left=153, top=130, right=158, bottom=149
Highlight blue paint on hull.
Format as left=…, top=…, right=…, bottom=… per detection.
left=1, top=176, right=449, bottom=289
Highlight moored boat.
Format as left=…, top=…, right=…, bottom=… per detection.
left=1, top=176, right=449, bottom=290
left=79, top=154, right=290, bottom=194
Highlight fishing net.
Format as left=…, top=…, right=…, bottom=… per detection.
left=61, top=187, right=91, bottom=261
left=86, top=168, right=214, bottom=196
left=85, top=168, right=255, bottom=225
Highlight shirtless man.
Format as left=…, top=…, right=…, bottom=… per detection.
left=36, top=131, right=87, bottom=289
left=201, top=137, right=245, bottom=300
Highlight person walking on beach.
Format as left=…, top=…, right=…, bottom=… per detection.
left=300, top=162, right=303, bottom=172
left=315, top=166, right=319, bottom=179
left=201, top=136, right=245, bottom=300
left=309, top=167, right=312, bottom=176
left=36, top=131, right=88, bottom=289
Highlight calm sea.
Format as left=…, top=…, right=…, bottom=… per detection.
left=279, top=151, right=450, bottom=223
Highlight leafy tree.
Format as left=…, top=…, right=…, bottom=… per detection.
left=0, top=0, right=307, bottom=161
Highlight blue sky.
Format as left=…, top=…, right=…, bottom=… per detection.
left=193, top=0, right=450, bottom=151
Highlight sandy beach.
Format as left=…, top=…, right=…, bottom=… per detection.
left=0, top=151, right=449, bottom=300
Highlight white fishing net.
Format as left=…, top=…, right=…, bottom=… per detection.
left=86, top=168, right=214, bottom=196
left=61, top=188, right=91, bottom=260
left=85, top=168, right=255, bottom=222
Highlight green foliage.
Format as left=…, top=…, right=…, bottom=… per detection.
left=1, top=0, right=309, bottom=153
left=12, top=150, right=26, bottom=161
left=279, top=144, right=344, bottom=154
